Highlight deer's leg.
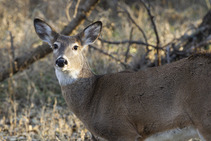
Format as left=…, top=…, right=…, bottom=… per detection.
left=91, top=133, right=98, bottom=141
left=196, top=117, right=211, bottom=141
left=197, top=128, right=211, bottom=141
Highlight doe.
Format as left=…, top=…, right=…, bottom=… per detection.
left=34, top=18, right=211, bottom=141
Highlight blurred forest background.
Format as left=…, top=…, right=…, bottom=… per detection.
left=0, top=0, right=210, bottom=140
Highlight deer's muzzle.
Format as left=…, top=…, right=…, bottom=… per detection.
left=56, top=57, right=68, bottom=68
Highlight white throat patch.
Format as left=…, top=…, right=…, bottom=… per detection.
left=55, top=69, right=80, bottom=86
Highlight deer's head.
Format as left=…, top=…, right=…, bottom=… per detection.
left=34, top=19, right=102, bottom=85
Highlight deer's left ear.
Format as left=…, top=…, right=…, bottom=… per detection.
left=79, top=21, right=102, bottom=46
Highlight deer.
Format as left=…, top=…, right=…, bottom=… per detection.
left=34, top=18, right=211, bottom=141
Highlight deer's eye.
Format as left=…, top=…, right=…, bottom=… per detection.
left=73, top=45, right=78, bottom=50
left=53, top=44, right=58, bottom=49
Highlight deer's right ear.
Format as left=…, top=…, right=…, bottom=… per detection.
left=34, top=18, right=58, bottom=45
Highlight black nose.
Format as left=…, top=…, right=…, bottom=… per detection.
left=56, top=57, right=68, bottom=68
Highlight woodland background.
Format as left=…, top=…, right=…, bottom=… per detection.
left=0, top=0, right=211, bottom=140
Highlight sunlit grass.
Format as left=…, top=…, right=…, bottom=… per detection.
left=0, top=98, right=92, bottom=141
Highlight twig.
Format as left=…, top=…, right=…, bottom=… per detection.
left=73, top=0, right=81, bottom=18
left=118, top=5, right=149, bottom=51
left=140, top=0, right=161, bottom=66
left=65, top=0, right=73, bottom=21
left=205, top=0, right=211, bottom=9
left=61, top=0, right=99, bottom=35
left=125, top=27, right=133, bottom=63
left=161, top=38, right=178, bottom=48
left=163, top=25, right=210, bottom=52
left=193, top=38, right=211, bottom=49
left=131, top=51, right=149, bottom=71
left=89, top=45, right=130, bottom=68
left=98, top=38, right=164, bottom=50
left=166, top=46, right=170, bottom=64
left=9, top=31, right=15, bottom=60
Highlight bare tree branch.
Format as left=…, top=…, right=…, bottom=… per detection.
left=140, top=0, right=161, bottom=66
left=9, top=31, right=15, bottom=60
left=125, top=27, right=133, bottom=63
left=0, top=0, right=100, bottom=82
left=89, top=45, right=130, bottom=68
left=65, top=0, right=73, bottom=21
left=73, top=0, right=81, bottom=18
left=61, top=0, right=99, bottom=35
left=98, top=38, right=164, bottom=50
left=193, top=37, right=211, bottom=49
left=118, top=5, right=149, bottom=51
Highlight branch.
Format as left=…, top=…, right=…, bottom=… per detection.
left=61, top=0, right=99, bottom=35
left=0, top=0, right=100, bottom=82
left=193, top=37, right=211, bottom=49
left=118, top=5, right=149, bottom=51
left=125, top=27, right=133, bottom=63
left=98, top=38, right=164, bottom=50
left=73, top=0, right=81, bottom=18
left=161, top=26, right=210, bottom=50
left=140, top=0, right=161, bottom=66
left=65, top=0, right=73, bottom=21
left=9, top=31, right=15, bottom=60
left=89, top=45, right=130, bottom=68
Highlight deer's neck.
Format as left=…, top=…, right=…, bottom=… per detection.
left=58, top=61, right=97, bottom=117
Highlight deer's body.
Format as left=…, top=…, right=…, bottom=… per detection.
left=61, top=54, right=211, bottom=141
left=34, top=19, right=211, bottom=141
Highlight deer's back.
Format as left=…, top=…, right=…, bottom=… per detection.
left=90, top=53, right=211, bottom=139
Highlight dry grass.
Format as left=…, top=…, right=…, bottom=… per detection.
left=0, top=0, right=210, bottom=140
left=0, top=98, right=92, bottom=140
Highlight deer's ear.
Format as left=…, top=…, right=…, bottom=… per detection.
left=79, top=21, right=102, bottom=46
left=34, top=18, right=58, bottom=45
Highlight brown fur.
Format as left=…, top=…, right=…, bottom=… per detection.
left=34, top=19, right=211, bottom=141
left=61, top=55, right=211, bottom=141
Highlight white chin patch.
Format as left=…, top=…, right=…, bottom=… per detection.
left=55, top=69, right=79, bottom=86
left=55, top=65, right=66, bottom=71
